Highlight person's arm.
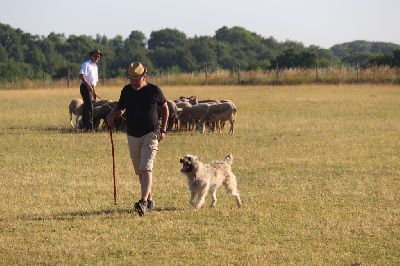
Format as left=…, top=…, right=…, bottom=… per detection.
left=79, top=74, right=97, bottom=99
left=106, top=106, right=125, bottom=125
left=158, top=102, right=169, bottom=142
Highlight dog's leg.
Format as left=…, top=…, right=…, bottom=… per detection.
left=190, top=191, right=196, bottom=206
left=209, top=188, right=217, bottom=207
left=194, top=185, right=208, bottom=209
left=234, top=193, right=242, bottom=207
left=223, top=174, right=242, bottom=207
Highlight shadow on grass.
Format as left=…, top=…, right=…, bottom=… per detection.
left=1, top=206, right=180, bottom=222
left=4, top=125, right=120, bottom=135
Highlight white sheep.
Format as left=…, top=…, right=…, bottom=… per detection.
left=174, top=102, right=192, bottom=130
left=69, top=98, right=83, bottom=129
left=166, top=100, right=178, bottom=131
left=69, top=98, right=112, bottom=130
left=197, top=102, right=237, bottom=135
left=174, top=96, right=198, bottom=105
left=177, top=103, right=211, bottom=131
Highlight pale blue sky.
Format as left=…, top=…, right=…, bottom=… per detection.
left=1, top=0, right=399, bottom=49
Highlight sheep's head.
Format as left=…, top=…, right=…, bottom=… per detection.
left=196, top=122, right=205, bottom=133
left=174, top=108, right=182, bottom=120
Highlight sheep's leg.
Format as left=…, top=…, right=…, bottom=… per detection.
left=207, top=121, right=213, bottom=133
left=70, top=113, right=74, bottom=128
left=229, top=119, right=234, bottom=135
left=76, top=116, right=79, bottom=130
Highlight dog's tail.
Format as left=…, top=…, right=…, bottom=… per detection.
left=223, top=154, right=233, bottom=165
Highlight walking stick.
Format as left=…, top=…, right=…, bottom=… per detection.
left=109, top=123, right=117, bottom=205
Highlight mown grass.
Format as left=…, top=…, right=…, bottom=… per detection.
left=0, top=84, right=399, bottom=265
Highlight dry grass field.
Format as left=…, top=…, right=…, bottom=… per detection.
left=0, top=84, right=399, bottom=265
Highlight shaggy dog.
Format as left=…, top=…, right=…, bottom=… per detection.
left=180, top=154, right=242, bottom=209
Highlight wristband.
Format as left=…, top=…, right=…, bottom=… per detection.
left=160, top=129, right=166, bottom=134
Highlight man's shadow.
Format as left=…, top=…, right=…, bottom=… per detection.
left=5, top=206, right=180, bottom=222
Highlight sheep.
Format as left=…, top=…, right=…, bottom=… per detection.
left=166, top=100, right=179, bottom=131
left=174, top=96, right=198, bottom=105
left=197, top=102, right=237, bottom=135
left=69, top=98, right=84, bottom=129
left=93, top=101, right=118, bottom=130
left=93, top=101, right=126, bottom=132
left=69, top=98, right=112, bottom=129
left=93, top=99, right=112, bottom=108
left=177, top=103, right=212, bottom=131
left=175, top=101, right=192, bottom=109
left=174, top=102, right=192, bottom=130
left=198, top=99, right=221, bottom=104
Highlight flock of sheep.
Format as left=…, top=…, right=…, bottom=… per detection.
left=69, top=96, right=237, bottom=134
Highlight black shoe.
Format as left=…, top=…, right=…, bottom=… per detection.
left=134, top=199, right=147, bottom=216
left=147, top=200, right=155, bottom=213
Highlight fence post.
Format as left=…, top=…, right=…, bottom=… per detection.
left=276, top=63, right=279, bottom=81
left=356, top=61, right=359, bottom=81
left=237, top=64, right=240, bottom=84
left=67, top=68, right=70, bottom=88
left=167, top=68, right=169, bottom=84
left=43, top=73, right=45, bottom=87
left=316, top=64, right=318, bottom=82
left=204, top=66, right=207, bottom=83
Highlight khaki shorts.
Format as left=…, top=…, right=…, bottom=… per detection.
left=127, top=132, right=159, bottom=175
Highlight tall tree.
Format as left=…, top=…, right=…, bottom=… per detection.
left=148, top=28, right=188, bottom=49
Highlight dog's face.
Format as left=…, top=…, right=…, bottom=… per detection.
left=180, top=154, right=200, bottom=173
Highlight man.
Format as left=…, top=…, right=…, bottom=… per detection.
left=79, top=49, right=102, bottom=131
left=107, top=62, right=169, bottom=216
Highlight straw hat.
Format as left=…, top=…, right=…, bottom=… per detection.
left=126, top=62, right=147, bottom=80
left=89, top=49, right=103, bottom=57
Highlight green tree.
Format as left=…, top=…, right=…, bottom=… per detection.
left=0, top=44, right=8, bottom=63
left=65, top=35, right=95, bottom=63
left=119, top=31, right=152, bottom=71
left=271, top=47, right=300, bottom=68
left=299, top=50, right=318, bottom=68
left=189, top=36, right=218, bottom=70
left=393, top=47, right=400, bottom=66
left=368, top=52, right=393, bottom=66
left=148, top=28, right=188, bottom=49
left=148, top=29, right=194, bottom=71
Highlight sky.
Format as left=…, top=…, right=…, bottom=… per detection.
left=1, top=0, right=399, bottom=49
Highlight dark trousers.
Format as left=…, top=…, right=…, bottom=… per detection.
left=80, top=83, right=94, bottom=130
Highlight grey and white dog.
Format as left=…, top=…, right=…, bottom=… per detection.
left=180, top=154, right=242, bottom=209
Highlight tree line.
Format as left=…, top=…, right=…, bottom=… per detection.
left=0, top=23, right=399, bottom=83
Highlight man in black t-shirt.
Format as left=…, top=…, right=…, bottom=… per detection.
left=107, top=62, right=169, bottom=216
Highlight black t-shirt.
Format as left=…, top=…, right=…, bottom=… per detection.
left=117, top=83, right=167, bottom=137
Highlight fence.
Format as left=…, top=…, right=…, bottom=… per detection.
left=1, top=66, right=399, bottom=89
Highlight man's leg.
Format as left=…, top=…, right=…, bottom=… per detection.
left=80, top=84, right=93, bottom=130
left=139, top=170, right=152, bottom=201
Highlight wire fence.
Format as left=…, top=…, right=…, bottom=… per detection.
left=1, top=66, right=399, bottom=90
